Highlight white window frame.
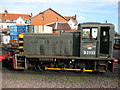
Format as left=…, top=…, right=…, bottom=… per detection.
left=5, top=19, right=10, bottom=22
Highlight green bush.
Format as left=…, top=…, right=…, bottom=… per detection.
left=115, top=32, right=120, bottom=37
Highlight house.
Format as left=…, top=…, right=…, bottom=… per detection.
left=64, top=15, right=78, bottom=30
left=31, top=8, right=68, bottom=25
left=0, top=10, right=31, bottom=30
left=16, top=17, right=25, bottom=24
left=31, top=8, right=78, bottom=30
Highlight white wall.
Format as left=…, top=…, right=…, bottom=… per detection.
left=68, top=19, right=78, bottom=29
left=43, top=25, right=52, bottom=33
left=0, top=23, right=16, bottom=30
left=16, top=17, right=25, bottom=24
left=34, top=25, right=52, bottom=33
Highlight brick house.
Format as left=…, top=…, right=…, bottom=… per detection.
left=31, top=8, right=68, bottom=25
left=31, top=8, right=78, bottom=30
left=0, top=10, right=31, bottom=30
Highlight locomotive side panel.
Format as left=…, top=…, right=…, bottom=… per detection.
left=24, top=34, right=35, bottom=55
left=23, top=32, right=81, bottom=57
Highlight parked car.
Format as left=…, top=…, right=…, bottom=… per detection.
left=114, top=37, right=120, bottom=49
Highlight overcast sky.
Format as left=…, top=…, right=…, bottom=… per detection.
left=0, top=0, right=119, bottom=33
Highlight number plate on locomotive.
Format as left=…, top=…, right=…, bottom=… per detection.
left=84, top=51, right=95, bottom=55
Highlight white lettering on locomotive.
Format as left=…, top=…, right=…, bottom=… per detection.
left=83, top=51, right=95, bottom=55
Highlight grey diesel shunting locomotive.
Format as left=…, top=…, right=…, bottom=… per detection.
left=13, top=22, right=118, bottom=72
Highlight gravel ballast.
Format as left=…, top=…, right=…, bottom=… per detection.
left=2, top=68, right=119, bottom=88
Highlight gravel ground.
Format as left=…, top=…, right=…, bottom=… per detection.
left=1, top=49, right=120, bottom=89
left=2, top=64, right=119, bottom=88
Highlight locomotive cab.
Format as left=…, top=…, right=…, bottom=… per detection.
left=80, top=23, right=114, bottom=58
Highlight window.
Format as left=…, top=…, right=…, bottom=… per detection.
left=56, top=17, right=58, bottom=21
left=83, top=28, right=90, bottom=39
left=0, top=19, right=2, bottom=22
left=25, top=20, right=30, bottom=23
left=12, top=19, right=16, bottom=22
left=41, top=17, right=44, bottom=20
left=91, top=28, right=98, bottom=39
left=5, top=19, right=10, bottom=22
left=82, top=27, right=98, bottom=40
left=20, top=21, right=22, bottom=24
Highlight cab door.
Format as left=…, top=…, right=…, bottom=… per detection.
left=100, top=27, right=110, bottom=56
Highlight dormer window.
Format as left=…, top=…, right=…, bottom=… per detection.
left=26, top=20, right=30, bottom=23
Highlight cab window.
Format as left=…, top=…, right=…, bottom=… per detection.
left=91, top=28, right=98, bottom=39
left=82, top=28, right=90, bottom=39
left=82, top=27, right=98, bottom=40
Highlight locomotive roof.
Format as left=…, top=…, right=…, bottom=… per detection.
left=81, top=22, right=114, bottom=25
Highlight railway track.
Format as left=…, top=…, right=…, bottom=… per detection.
left=2, top=62, right=119, bottom=77
left=2, top=49, right=120, bottom=76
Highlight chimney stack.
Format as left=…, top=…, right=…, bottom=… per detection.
left=74, top=14, right=76, bottom=20
left=4, top=10, right=8, bottom=16
left=4, top=10, right=8, bottom=13
left=30, top=13, right=33, bottom=17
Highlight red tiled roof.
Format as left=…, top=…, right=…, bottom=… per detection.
left=47, top=22, right=71, bottom=30
left=0, top=13, right=31, bottom=22
left=64, top=16, right=78, bottom=23
left=31, top=8, right=68, bottom=25
left=47, top=23, right=56, bottom=29
left=64, top=16, right=73, bottom=20
left=32, top=8, right=68, bottom=21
